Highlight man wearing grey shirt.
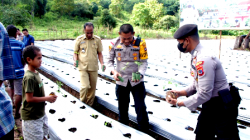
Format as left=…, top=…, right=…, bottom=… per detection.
left=167, top=24, right=240, bottom=140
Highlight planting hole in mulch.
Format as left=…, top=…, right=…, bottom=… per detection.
left=164, top=88, right=172, bottom=91
left=155, top=69, right=158, bottom=71
left=69, top=127, right=77, bottom=133
left=164, top=118, right=171, bottom=122
left=104, top=121, right=112, bottom=128
left=45, top=82, right=48, bottom=84
left=164, top=72, right=168, bottom=74
left=240, top=107, right=246, bottom=110
left=72, top=77, right=75, bottom=78
left=91, top=115, right=98, bottom=119
left=78, top=81, right=80, bottom=82
left=185, top=126, right=194, bottom=131
left=104, top=93, right=109, bottom=95
left=56, top=68, right=59, bottom=70
left=71, top=100, right=76, bottom=104
left=61, top=71, right=64, bottom=72
left=96, top=89, right=98, bottom=90
left=123, top=133, right=131, bottom=138
left=154, top=84, right=158, bottom=86
left=184, top=76, right=188, bottom=78
left=63, top=95, right=67, bottom=97
left=191, top=110, right=199, bottom=114
left=148, top=111, right=153, bottom=114
left=49, top=109, right=56, bottom=114
left=171, top=105, right=177, bottom=108
left=183, top=66, right=187, bottom=68
left=52, top=66, right=54, bottom=67
left=175, top=74, right=178, bottom=76
left=144, top=81, right=148, bottom=83
left=80, top=105, right=86, bottom=109
left=148, top=67, right=150, bottom=69
left=153, top=100, right=160, bottom=102
left=66, top=73, right=69, bottom=75
left=50, top=86, right=54, bottom=88
left=106, top=82, right=111, bottom=84
left=58, top=118, right=65, bottom=122
left=237, top=125, right=247, bottom=129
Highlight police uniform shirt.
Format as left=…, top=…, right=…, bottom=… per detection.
left=183, top=43, right=229, bottom=111
left=107, top=37, right=148, bottom=87
left=74, top=34, right=103, bottom=71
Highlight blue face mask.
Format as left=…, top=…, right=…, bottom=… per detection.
left=177, top=40, right=188, bottom=53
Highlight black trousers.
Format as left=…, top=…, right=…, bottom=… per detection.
left=195, top=97, right=240, bottom=140
left=0, top=128, right=14, bottom=140
left=115, top=81, right=149, bottom=133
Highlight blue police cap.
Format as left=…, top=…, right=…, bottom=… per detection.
left=174, top=24, right=198, bottom=39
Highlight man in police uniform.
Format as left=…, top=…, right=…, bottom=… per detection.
left=73, top=22, right=105, bottom=106
left=107, top=24, right=149, bottom=133
left=167, top=24, right=240, bottom=140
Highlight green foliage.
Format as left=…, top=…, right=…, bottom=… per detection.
left=91, top=2, right=99, bottom=15
left=153, top=15, right=178, bottom=30
left=71, top=3, right=93, bottom=19
left=34, top=0, right=47, bottom=18
left=158, top=0, right=179, bottom=15
left=121, top=62, right=130, bottom=71
left=123, top=0, right=145, bottom=13
left=43, top=12, right=59, bottom=22
left=131, top=0, right=163, bottom=27
left=109, top=0, right=124, bottom=18
left=100, top=9, right=117, bottom=30
left=100, top=0, right=111, bottom=9
left=51, top=0, right=74, bottom=16
left=56, top=81, right=63, bottom=93
left=0, top=5, right=31, bottom=27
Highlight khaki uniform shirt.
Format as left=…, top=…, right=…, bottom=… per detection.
left=74, top=34, right=103, bottom=71
left=107, top=37, right=148, bottom=87
left=183, top=43, right=229, bottom=110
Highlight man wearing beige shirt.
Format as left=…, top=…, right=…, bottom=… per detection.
left=73, top=22, right=105, bottom=106
left=167, top=24, right=240, bottom=140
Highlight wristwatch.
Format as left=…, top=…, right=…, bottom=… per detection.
left=176, top=101, right=180, bottom=109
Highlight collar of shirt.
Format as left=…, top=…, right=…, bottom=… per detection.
left=118, top=37, right=136, bottom=47
left=83, top=34, right=94, bottom=40
left=9, top=37, right=15, bottom=40
left=190, top=43, right=202, bottom=58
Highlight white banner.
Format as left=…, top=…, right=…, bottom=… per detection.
left=180, top=0, right=250, bottom=30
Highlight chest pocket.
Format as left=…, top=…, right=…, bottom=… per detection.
left=80, top=42, right=87, bottom=53
left=129, top=51, right=140, bottom=61
left=116, top=51, right=124, bottom=57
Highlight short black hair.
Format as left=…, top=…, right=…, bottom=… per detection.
left=17, top=28, right=20, bottom=31
left=119, top=24, right=134, bottom=34
left=22, top=28, right=28, bottom=32
left=84, top=22, right=94, bottom=29
left=22, top=46, right=41, bottom=64
left=6, top=25, right=17, bottom=37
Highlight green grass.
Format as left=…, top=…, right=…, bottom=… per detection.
left=15, top=17, right=236, bottom=40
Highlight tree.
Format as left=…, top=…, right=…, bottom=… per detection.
left=71, top=3, right=93, bottom=19
left=131, top=0, right=163, bottom=27
left=91, top=2, right=98, bottom=15
left=158, top=0, right=179, bottom=15
left=34, top=0, right=47, bottom=18
left=0, top=5, right=31, bottom=27
left=51, top=0, right=74, bottom=16
left=123, top=0, right=145, bottom=13
left=100, top=0, right=111, bottom=9
left=153, top=15, right=177, bottom=30
left=101, top=9, right=117, bottom=30
left=109, top=0, right=123, bottom=18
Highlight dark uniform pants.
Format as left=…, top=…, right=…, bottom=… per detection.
left=195, top=97, right=240, bottom=140
left=115, top=81, right=149, bottom=133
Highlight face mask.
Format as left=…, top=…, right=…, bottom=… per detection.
left=178, top=40, right=188, bottom=53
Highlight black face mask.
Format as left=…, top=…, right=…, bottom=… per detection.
left=178, top=40, right=188, bottom=53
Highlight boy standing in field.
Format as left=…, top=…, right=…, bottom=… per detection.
left=21, top=46, right=57, bottom=140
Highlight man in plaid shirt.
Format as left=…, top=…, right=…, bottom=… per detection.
left=0, top=22, right=16, bottom=139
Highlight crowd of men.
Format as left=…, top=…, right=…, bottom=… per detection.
left=0, top=21, right=241, bottom=140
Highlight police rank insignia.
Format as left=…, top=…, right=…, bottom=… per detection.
left=134, top=57, right=137, bottom=60
left=118, top=53, right=121, bottom=57
left=117, top=57, right=121, bottom=61
left=133, top=53, right=137, bottom=56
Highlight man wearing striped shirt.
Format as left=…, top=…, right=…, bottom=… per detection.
left=7, top=25, right=25, bottom=119
left=0, top=22, right=15, bottom=140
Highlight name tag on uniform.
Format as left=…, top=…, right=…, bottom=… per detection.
left=82, top=48, right=85, bottom=53
left=80, top=41, right=85, bottom=45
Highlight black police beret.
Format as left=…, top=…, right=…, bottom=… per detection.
left=174, top=24, right=198, bottom=39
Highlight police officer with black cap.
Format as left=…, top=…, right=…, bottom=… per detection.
left=166, top=24, right=240, bottom=140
